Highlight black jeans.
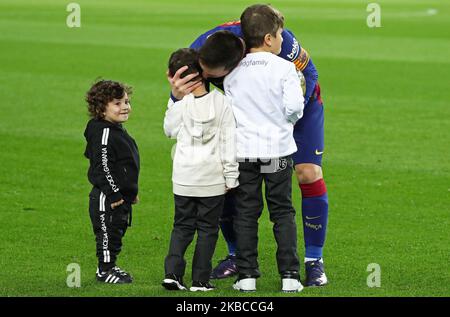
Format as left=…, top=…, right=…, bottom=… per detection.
left=89, top=187, right=131, bottom=271
left=233, top=156, right=299, bottom=277
left=165, top=194, right=225, bottom=282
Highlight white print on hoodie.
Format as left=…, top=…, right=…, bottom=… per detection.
left=164, top=89, right=239, bottom=197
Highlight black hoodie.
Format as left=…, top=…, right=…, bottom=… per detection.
left=84, top=119, right=140, bottom=203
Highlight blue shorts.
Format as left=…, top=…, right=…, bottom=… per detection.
left=292, top=89, right=325, bottom=167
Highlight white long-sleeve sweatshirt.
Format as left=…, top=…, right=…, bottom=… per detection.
left=164, top=89, right=239, bottom=197
left=224, top=52, right=304, bottom=159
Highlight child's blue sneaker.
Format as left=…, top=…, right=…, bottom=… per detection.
left=305, top=259, right=328, bottom=286
left=210, top=255, right=238, bottom=279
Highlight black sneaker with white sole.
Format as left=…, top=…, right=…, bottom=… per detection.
left=190, top=281, right=215, bottom=292
left=162, top=273, right=187, bottom=291
left=96, top=266, right=133, bottom=284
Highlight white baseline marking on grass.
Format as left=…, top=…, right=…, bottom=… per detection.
left=385, top=8, right=439, bottom=18
left=427, top=8, right=438, bottom=16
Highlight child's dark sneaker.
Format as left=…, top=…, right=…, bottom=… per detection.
left=162, top=273, right=187, bottom=290
left=190, top=281, right=215, bottom=292
left=96, top=266, right=133, bottom=284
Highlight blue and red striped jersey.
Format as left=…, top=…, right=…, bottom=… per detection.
left=189, top=21, right=318, bottom=103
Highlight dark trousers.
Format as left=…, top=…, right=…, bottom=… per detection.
left=89, top=187, right=131, bottom=272
left=234, top=156, right=300, bottom=277
left=165, top=194, right=225, bottom=282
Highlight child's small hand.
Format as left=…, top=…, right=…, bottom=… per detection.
left=132, top=195, right=139, bottom=204
left=111, top=199, right=124, bottom=209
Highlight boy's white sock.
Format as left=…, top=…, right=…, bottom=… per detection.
left=304, top=257, right=323, bottom=263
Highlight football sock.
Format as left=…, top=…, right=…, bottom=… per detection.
left=300, top=179, right=329, bottom=259
left=219, top=218, right=237, bottom=256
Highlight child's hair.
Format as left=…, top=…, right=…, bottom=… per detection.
left=199, top=30, right=244, bottom=71
left=168, top=48, right=203, bottom=83
left=240, top=4, right=284, bottom=49
left=86, top=79, right=132, bottom=120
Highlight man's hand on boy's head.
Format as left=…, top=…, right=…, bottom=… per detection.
left=111, top=199, right=124, bottom=210
left=167, top=66, right=202, bottom=100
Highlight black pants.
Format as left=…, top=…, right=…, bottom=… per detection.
left=89, top=187, right=131, bottom=272
left=165, top=194, right=225, bottom=282
left=234, top=156, right=300, bottom=277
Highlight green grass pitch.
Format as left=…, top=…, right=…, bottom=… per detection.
left=0, top=0, right=449, bottom=297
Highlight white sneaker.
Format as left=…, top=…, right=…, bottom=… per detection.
left=282, top=278, right=304, bottom=293
left=233, top=277, right=256, bottom=292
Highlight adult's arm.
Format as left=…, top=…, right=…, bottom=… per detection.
left=280, top=29, right=319, bottom=104
left=167, top=66, right=202, bottom=101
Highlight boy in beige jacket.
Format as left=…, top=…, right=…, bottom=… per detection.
left=162, top=48, right=239, bottom=292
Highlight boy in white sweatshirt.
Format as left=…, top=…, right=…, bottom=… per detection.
left=223, top=5, right=304, bottom=293
left=162, top=48, right=239, bottom=292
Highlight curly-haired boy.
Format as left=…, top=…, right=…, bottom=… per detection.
left=83, top=79, right=140, bottom=284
